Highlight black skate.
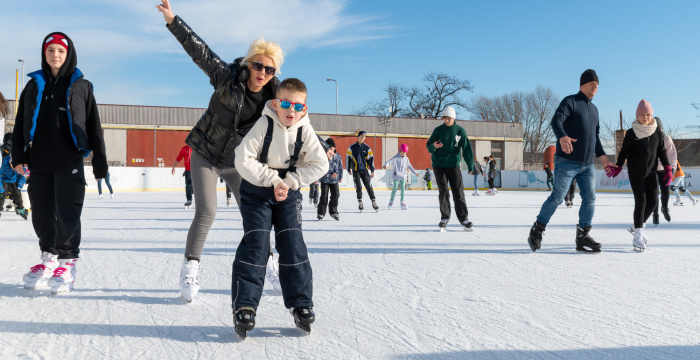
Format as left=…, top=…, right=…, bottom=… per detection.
left=317, top=214, right=324, bottom=220
left=438, top=219, right=449, bottom=232
left=565, top=200, right=573, bottom=208
left=184, top=200, right=192, bottom=209
left=460, top=220, right=474, bottom=232
left=358, top=200, right=364, bottom=212
left=527, top=221, right=546, bottom=252
left=330, top=213, right=340, bottom=220
left=661, top=207, right=671, bottom=222
left=652, top=212, right=659, bottom=226
left=575, top=226, right=602, bottom=253
left=329, top=207, right=339, bottom=220
left=16, top=208, right=29, bottom=220
left=291, top=307, right=315, bottom=334
left=371, top=200, right=379, bottom=212
left=233, top=307, right=256, bottom=339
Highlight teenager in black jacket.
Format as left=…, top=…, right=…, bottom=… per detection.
left=13, top=32, right=108, bottom=295
left=607, top=100, right=671, bottom=251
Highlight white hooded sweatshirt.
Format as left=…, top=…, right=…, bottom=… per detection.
left=235, top=102, right=329, bottom=190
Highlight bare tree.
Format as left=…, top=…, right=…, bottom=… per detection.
left=469, top=86, right=559, bottom=157
left=353, top=83, right=409, bottom=117
left=406, top=72, right=473, bottom=118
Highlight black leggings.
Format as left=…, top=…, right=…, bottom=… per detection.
left=630, top=174, right=659, bottom=228
left=653, top=170, right=670, bottom=214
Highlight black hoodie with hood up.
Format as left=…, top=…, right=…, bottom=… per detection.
left=12, top=32, right=107, bottom=178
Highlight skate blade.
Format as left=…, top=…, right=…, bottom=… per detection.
left=180, top=295, right=193, bottom=303
left=235, top=327, right=249, bottom=339
left=24, top=283, right=50, bottom=290
left=633, top=246, right=646, bottom=252
left=439, top=227, right=446, bottom=233
left=51, top=286, right=74, bottom=295
left=295, top=320, right=312, bottom=334
left=627, top=228, right=634, bottom=235
left=575, top=248, right=602, bottom=254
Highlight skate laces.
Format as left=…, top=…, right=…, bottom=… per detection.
left=52, top=267, right=68, bottom=277
left=30, top=264, right=47, bottom=273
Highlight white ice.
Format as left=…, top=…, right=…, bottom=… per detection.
left=1, top=190, right=699, bottom=359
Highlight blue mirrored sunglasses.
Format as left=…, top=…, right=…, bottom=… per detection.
left=278, top=100, right=306, bottom=112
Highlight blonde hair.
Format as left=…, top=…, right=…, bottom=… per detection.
left=241, top=38, right=285, bottom=74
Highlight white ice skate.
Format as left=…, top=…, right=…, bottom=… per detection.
left=23, top=252, right=58, bottom=290
left=265, top=254, right=282, bottom=293
left=388, top=201, right=393, bottom=210
left=98, top=194, right=103, bottom=199
left=110, top=194, right=114, bottom=199
left=400, top=202, right=408, bottom=210
left=632, top=228, right=646, bottom=252
left=692, top=198, right=699, bottom=206
left=673, top=199, right=683, bottom=206
left=47, top=259, right=77, bottom=295
left=179, top=259, right=200, bottom=303
left=227, top=198, right=232, bottom=208
left=472, top=191, right=480, bottom=196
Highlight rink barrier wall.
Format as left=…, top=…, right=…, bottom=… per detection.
left=76, top=167, right=700, bottom=193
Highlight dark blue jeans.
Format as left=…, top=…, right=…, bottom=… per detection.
left=536, top=157, right=596, bottom=227
left=232, top=180, right=313, bottom=310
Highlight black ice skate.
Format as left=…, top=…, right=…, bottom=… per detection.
left=329, top=207, right=339, bottom=220
left=527, top=221, right=546, bottom=252
left=566, top=200, right=573, bottom=208
left=330, top=213, right=340, bottom=220
left=317, top=214, right=324, bottom=220
left=460, top=220, right=474, bottom=232
left=291, top=307, right=315, bottom=334
left=438, top=219, right=449, bottom=232
left=233, top=307, right=256, bottom=339
left=16, top=208, right=29, bottom=220
left=184, top=200, right=192, bottom=209
left=661, top=207, right=671, bottom=222
left=371, top=199, right=379, bottom=212
left=358, top=200, right=364, bottom=212
left=652, top=212, right=659, bottom=226
left=575, top=226, right=602, bottom=253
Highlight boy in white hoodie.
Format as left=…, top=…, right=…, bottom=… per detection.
left=232, top=78, right=328, bottom=337
left=383, top=144, right=419, bottom=210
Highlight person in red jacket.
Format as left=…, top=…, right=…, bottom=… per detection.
left=171, top=144, right=193, bottom=208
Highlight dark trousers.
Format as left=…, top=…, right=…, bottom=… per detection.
left=434, top=167, right=468, bottom=222
left=184, top=170, right=192, bottom=201
left=352, top=171, right=375, bottom=200
left=487, top=177, right=495, bottom=189
left=318, top=182, right=340, bottom=216
left=232, top=180, right=313, bottom=310
left=28, top=159, right=86, bottom=259
left=309, top=183, right=319, bottom=205
left=653, top=170, right=669, bottom=215
left=97, top=172, right=113, bottom=194
left=630, top=174, right=659, bottom=228
left=564, top=179, right=577, bottom=203
left=1, top=182, right=24, bottom=209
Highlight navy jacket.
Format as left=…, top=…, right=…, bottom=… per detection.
left=320, top=153, right=343, bottom=184
left=551, top=92, right=606, bottom=165
left=346, top=142, right=375, bottom=173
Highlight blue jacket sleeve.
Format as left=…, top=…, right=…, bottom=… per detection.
left=551, top=97, right=573, bottom=140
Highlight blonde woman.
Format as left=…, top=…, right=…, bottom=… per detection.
left=157, top=0, right=286, bottom=302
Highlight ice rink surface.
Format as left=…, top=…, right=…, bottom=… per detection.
left=1, top=190, right=699, bottom=359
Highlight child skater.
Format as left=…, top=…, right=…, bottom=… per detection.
left=383, top=144, right=418, bottom=210
left=471, top=156, right=484, bottom=196
left=423, top=168, right=432, bottom=190
left=12, top=32, right=108, bottom=293
left=97, top=171, right=114, bottom=199
left=671, top=161, right=697, bottom=206
left=233, top=78, right=328, bottom=338
left=317, top=138, right=343, bottom=220
left=606, top=100, right=672, bottom=251
left=0, top=155, right=29, bottom=219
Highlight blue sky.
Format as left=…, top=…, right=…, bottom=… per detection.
left=3, top=0, right=700, bottom=138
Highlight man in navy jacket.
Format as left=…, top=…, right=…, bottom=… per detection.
left=527, top=69, right=616, bottom=253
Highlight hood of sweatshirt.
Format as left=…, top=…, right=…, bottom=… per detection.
left=41, top=32, right=77, bottom=80
left=261, top=100, right=311, bottom=133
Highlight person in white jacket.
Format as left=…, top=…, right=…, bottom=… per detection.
left=232, top=78, right=328, bottom=337
left=383, top=144, right=419, bottom=210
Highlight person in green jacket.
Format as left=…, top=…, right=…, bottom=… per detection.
left=426, top=106, right=475, bottom=230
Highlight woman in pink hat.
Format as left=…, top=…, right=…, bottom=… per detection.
left=606, top=100, right=673, bottom=251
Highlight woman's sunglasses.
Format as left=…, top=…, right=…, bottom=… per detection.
left=250, top=61, right=276, bottom=76
left=277, top=100, right=306, bottom=112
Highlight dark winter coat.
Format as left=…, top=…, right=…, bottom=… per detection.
left=12, top=32, right=107, bottom=178
left=616, top=126, right=670, bottom=179
left=551, top=91, right=606, bottom=165
left=346, top=142, right=375, bottom=173
left=487, top=160, right=496, bottom=179
left=167, top=16, right=280, bottom=169
left=320, top=153, right=343, bottom=184
left=1, top=155, right=26, bottom=188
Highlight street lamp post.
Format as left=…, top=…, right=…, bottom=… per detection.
left=326, top=78, right=338, bottom=114
left=18, top=59, right=25, bottom=93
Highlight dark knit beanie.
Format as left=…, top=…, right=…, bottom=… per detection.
left=357, top=130, right=366, bottom=137
left=325, top=138, right=335, bottom=148
left=580, top=69, right=599, bottom=86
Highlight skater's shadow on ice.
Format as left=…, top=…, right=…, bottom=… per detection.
left=396, top=346, right=700, bottom=359
left=238, top=327, right=307, bottom=340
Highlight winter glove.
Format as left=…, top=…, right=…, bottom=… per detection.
left=663, top=165, right=673, bottom=186
left=605, top=166, right=622, bottom=178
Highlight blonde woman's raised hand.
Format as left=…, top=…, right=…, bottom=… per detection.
left=156, top=0, right=175, bottom=24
